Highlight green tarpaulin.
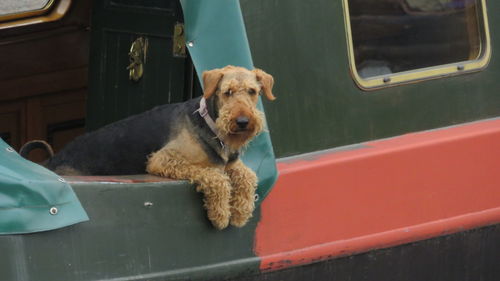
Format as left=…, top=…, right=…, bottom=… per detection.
left=0, top=139, right=88, bottom=234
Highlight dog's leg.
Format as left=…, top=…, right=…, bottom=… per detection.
left=194, top=169, right=232, bottom=230
left=147, top=150, right=232, bottom=230
left=226, top=160, right=257, bottom=227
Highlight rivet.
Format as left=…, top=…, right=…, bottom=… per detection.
left=254, top=194, right=260, bottom=202
left=49, top=207, right=58, bottom=215
left=187, top=41, right=194, bottom=47
left=457, top=65, right=465, bottom=71
left=5, top=147, right=14, bottom=152
left=58, top=177, right=66, bottom=183
left=144, top=202, right=153, bottom=207
left=383, top=77, right=391, bottom=83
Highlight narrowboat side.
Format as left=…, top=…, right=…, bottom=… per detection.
left=0, top=0, right=499, bottom=280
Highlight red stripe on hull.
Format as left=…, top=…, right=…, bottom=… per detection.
left=256, top=119, right=500, bottom=271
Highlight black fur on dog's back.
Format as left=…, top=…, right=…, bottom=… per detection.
left=45, top=97, right=203, bottom=175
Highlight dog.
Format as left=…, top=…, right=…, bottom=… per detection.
left=20, top=65, right=276, bottom=229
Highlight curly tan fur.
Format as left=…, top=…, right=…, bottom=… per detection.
left=226, top=160, right=258, bottom=227
left=215, top=102, right=264, bottom=151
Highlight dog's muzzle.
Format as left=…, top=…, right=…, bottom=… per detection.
left=236, top=116, right=249, bottom=129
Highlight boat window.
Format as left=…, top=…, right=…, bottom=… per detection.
left=0, top=0, right=53, bottom=21
left=0, top=0, right=51, bottom=17
left=0, top=0, right=71, bottom=29
left=343, top=0, right=491, bottom=89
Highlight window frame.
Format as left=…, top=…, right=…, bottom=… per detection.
left=342, top=0, right=491, bottom=90
left=0, top=0, right=71, bottom=30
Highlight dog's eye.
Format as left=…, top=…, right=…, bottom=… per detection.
left=224, top=90, right=232, bottom=97
left=248, top=89, right=256, bottom=95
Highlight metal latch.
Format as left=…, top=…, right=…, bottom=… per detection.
left=173, top=23, right=186, bottom=58
left=127, top=37, right=148, bottom=82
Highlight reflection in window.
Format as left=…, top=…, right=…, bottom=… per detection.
left=0, top=0, right=51, bottom=16
left=348, top=0, right=483, bottom=79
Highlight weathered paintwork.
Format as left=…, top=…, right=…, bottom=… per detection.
left=256, top=118, right=500, bottom=271
left=0, top=180, right=261, bottom=281
left=229, top=224, right=500, bottom=281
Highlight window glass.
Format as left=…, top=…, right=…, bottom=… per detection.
left=0, top=0, right=51, bottom=17
left=347, top=0, right=485, bottom=80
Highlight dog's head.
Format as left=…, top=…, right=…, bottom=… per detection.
left=202, top=65, right=276, bottom=150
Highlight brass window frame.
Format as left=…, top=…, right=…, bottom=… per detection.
left=342, top=0, right=491, bottom=90
left=0, top=0, right=71, bottom=30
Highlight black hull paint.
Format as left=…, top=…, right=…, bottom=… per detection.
left=229, top=224, right=500, bottom=281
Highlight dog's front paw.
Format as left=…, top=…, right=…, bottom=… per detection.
left=230, top=211, right=252, bottom=227
left=230, top=198, right=255, bottom=227
left=207, top=205, right=231, bottom=230
left=226, top=161, right=257, bottom=228
left=201, top=180, right=232, bottom=230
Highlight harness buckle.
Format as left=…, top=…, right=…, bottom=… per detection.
left=199, top=106, right=208, bottom=118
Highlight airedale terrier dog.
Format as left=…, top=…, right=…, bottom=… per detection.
left=20, top=65, right=275, bottom=229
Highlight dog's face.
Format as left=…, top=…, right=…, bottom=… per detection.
left=202, top=66, right=275, bottom=150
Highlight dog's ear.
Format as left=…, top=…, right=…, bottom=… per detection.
left=253, top=68, right=276, bottom=101
left=202, top=69, right=224, bottom=99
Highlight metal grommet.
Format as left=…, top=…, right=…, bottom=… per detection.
left=5, top=147, right=14, bottom=152
left=457, top=65, right=465, bottom=71
left=49, top=207, right=58, bottom=215
left=187, top=41, right=194, bottom=47
left=254, top=194, right=260, bottom=202
left=383, top=77, right=391, bottom=83
left=58, top=177, right=66, bottom=183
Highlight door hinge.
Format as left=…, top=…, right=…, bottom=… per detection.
left=173, top=23, right=186, bottom=58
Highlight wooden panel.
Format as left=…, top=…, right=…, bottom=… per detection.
left=0, top=1, right=90, bottom=82
left=0, top=102, right=26, bottom=150
left=0, top=68, right=88, bottom=103
left=22, top=91, right=86, bottom=162
left=0, top=1, right=90, bottom=160
left=0, top=30, right=89, bottom=81
left=42, top=91, right=86, bottom=152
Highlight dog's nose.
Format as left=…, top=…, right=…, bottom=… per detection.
left=236, top=116, right=249, bottom=129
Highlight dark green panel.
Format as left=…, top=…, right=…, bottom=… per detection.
left=241, top=0, right=500, bottom=157
left=0, top=181, right=260, bottom=280
left=109, top=0, right=174, bottom=10
left=87, top=0, right=189, bottom=131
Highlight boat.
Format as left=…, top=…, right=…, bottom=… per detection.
left=1, top=0, right=499, bottom=280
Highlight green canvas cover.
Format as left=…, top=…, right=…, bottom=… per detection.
left=180, top=0, right=278, bottom=202
left=0, top=139, right=88, bottom=235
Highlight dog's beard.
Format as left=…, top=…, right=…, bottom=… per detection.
left=215, top=105, right=264, bottom=151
